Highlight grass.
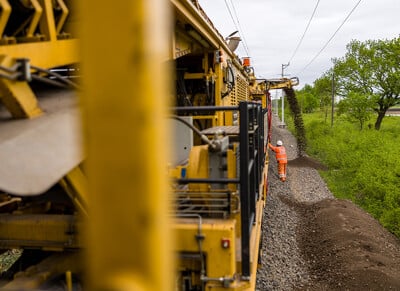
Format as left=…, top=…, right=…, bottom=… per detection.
left=285, top=111, right=400, bottom=237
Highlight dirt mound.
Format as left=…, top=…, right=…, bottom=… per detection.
left=288, top=156, right=328, bottom=171
left=297, top=198, right=400, bottom=290
left=262, top=111, right=400, bottom=290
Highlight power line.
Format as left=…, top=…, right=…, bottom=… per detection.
left=288, top=0, right=321, bottom=64
left=229, top=0, right=251, bottom=56
left=223, top=0, right=250, bottom=57
left=297, top=0, right=363, bottom=75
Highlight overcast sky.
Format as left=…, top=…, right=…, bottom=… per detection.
left=199, top=0, right=399, bottom=88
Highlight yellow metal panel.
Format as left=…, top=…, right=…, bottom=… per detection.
left=80, top=0, right=172, bottom=290
left=215, top=63, right=225, bottom=126
left=171, top=0, right=235, bottom=60
left=247, top=198, right=265, bottom=290
left=184, top=72, right=205, bottom=79
left=227, top=148, right=237, bottom=192
left=174, top=218, right=237, bottom=278
left=0, top=214, right=82, bottom=249
left=187, top=145, right=209, bottom=192
left=0, top=39, right=79, bottom=69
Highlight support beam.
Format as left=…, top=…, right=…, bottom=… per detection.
left=0, top=56, right=42, bottom=118
left=0, top=0, right=11, bottom=37
left=0, top=214, right=82, bottom=249
left=81, top=0, right=173, bottom=290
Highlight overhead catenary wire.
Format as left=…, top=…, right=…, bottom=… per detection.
left=223, top=0, right=251, bottom=57
left=228, top=0, right=251, bottom=57
left=288, top=0, right=321, bottom=64
left=297, top=0, right=363, bottom=75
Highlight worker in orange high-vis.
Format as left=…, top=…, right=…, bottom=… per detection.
left=268, top=140, right=287, bottom=182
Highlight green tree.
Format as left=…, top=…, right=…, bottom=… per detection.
left=337, top=91, right=375, bottom=130
left=333, top=37, right=400, bottom=130
left=314, top=75, right=332, bottom=123
left=296, top=84, right=319, bottom=113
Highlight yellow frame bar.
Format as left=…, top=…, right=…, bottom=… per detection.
left=0, top=0, right=11, bottom=37
left=60, top=166, right=88, bottom=217
left=81, top=0, right=173, bottom=290
left=55, top=0, right=69, bottom=35
left=0, top=55, right=43, bottom=118
left=0, top=39, right=78, bottom=68
left=27, top=0, right=43, bottom=37
left=38, top=0, right=57, bottom=40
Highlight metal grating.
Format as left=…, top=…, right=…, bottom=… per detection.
left=174, top=191, right=239, bottom=218
left=229, top=72, right=249, bottom=106
left=236, top=73, right=249, bottom=103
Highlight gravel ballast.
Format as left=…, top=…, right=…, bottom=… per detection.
left=255, top=115, right=400, bottom=290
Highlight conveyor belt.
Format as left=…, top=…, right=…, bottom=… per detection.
left=0, top=89, right=83, bottom=196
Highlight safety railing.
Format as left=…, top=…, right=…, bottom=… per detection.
left=172, top=101, right=266, bottom=278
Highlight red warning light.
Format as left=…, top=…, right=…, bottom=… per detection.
left=221, top=238, right=230, bottom=249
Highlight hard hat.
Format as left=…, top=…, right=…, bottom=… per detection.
left=276, top=140, right=283, bottom=146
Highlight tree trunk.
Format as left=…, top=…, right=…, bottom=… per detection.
left=324, top=107, right=328, bottom=123
left=374, top=110, right=386, bottom=130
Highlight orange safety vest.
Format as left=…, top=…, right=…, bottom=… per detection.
left=268, top=144, right=287, bottom=164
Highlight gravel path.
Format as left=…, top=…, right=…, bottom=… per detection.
left=256, top=115, right=400, bottom=290
left=256, top=114, right=333, bottom=290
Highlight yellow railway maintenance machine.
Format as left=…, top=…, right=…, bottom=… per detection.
left=171, top=1, right=270, bottom=290
left=0, top=0, right=271, bottom=290
left=0, top=0, right=83, bottom=289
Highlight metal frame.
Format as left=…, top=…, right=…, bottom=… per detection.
left=81, top=0, right=173, bottom=289
left=174, top=101, right=266, bottom=278
left=238, top=102, right=265, bottom=277
left=0, top=0, right=78, bottom=118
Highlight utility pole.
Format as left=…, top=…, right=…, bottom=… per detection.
left=331, top=71, right=335, bottom=127
left=281, top=63, right=289, bottom=127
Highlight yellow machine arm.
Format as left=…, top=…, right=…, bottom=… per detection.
left=266, top=76, right=299, bottom=90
